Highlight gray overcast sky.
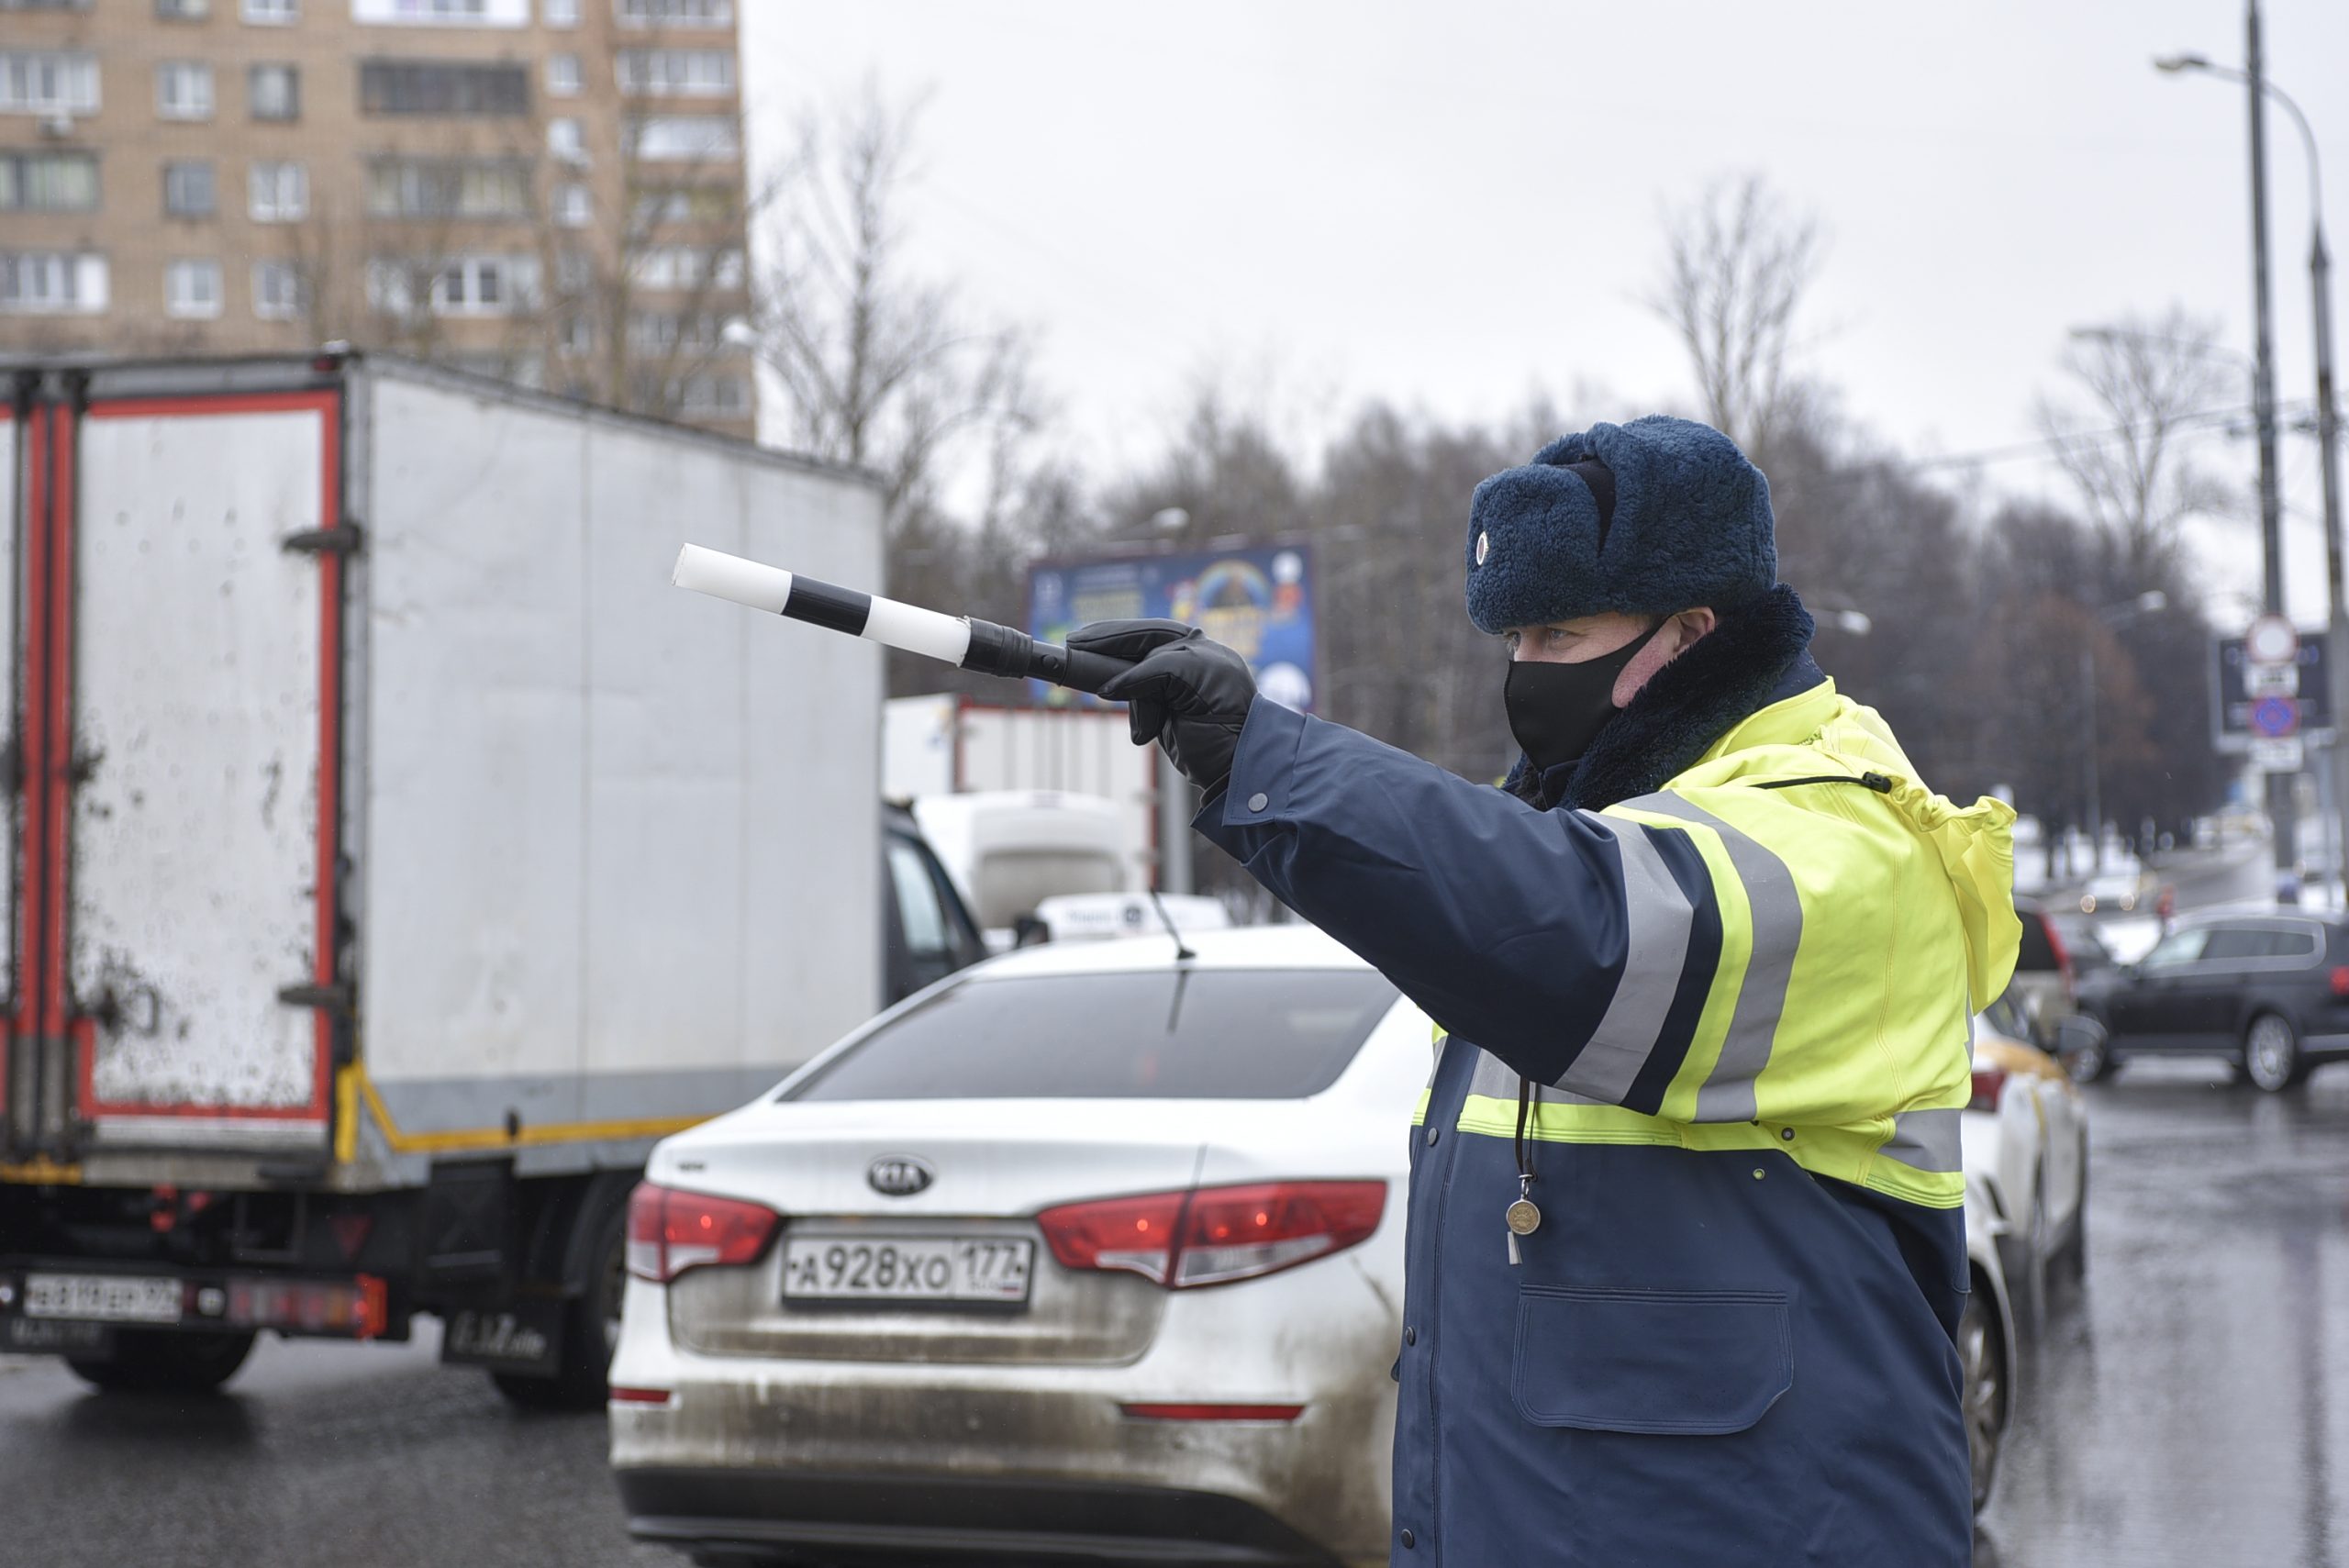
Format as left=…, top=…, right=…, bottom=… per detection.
left=744, top=1, right=2349, bottom=625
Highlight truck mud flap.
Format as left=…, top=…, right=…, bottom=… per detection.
left=420, top=1156, right=516, bottom=1287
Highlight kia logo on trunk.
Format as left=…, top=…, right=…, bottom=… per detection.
left=868, top=1156, right=934, bottom=1197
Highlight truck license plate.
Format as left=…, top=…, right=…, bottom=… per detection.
left=782, top=1237, right=1033, bottom=1304
left=25, top=1273, right=184, bottom=1324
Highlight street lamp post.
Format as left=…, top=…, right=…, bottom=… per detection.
left=2083, top=591, right=2170, bottom=874
left=2159, top=12, right=2341, bottom=902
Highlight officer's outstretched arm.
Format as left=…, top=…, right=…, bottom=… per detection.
left=1197, top=699, right=1731, bottom=1118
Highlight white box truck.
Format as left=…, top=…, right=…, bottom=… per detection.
left=0, top=353, right=885, bottom=1403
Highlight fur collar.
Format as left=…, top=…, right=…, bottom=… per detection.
left=1506, top=585, right=1820, bottom=812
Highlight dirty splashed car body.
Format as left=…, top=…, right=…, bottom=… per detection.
left=609, top=926, right=1419, bottom=1567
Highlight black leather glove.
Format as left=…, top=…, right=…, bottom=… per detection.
left=1066, top=619, right=1256, bottom=793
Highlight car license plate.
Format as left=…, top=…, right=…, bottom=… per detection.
left=781, top=1237, right=1033, bottom=1304
left=25, top=1273, right=183, bottom=1324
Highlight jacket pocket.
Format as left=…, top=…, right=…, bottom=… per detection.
left=1512, top=1285, right=1793, bottom=1436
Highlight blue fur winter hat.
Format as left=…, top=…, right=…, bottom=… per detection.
left=1463, top=415, right=1776, bottom=634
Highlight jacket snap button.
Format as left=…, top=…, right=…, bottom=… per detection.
left=1405, top=1326, right=1417, bottom=1345
left=1779, top=1127, right=1796, bottom=1140
left=1247, top=791, right=1269, bottom=812
left=1400, top=1529, right=1417, bottom=1550
left=1425, top=1125, right=1440, bottom=1146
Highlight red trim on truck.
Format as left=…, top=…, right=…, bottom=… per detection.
left=66, top=391, right=341, bottom=1124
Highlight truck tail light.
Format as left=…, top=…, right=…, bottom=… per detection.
left=2330, top=966, right=2349, bottom=998
left=1037, top=1181, right=1386, bottom=1290
left=626, top=1183, right=781, bottom=1284
left=1969, top=1067, right=2009, bottom=1114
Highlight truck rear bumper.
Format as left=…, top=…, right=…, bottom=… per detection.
left=0, top=1261, right=393, bottom=1355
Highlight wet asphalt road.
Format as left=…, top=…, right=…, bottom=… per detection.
left=1975, top=1054, right=2349, bottom=1568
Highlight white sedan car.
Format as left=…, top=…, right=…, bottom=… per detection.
left=1963, top=996, right=2091, bottom=1321
left=609, top=927, right=2023, bottom=1562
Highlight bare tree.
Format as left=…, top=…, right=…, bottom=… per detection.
left=1649, top=173, right=1825, bottom=458
left=2034, top=305, right=2234, bottom=577
left=751, top=83, right=1035, bottom=521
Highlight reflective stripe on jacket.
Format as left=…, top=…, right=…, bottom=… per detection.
left=1196, top=675, right=2021, bottom=1567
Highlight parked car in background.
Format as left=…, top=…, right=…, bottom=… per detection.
left=1959, top=1165, right=2021, bottom=1515
left=1964, top=998, right=2090, bottom=1320
left=2078, top=868, right=2149, bottom=915
left=883, top=803, right=990, bottom=1001
left=1014, top=890, right=1232, bottom=946
left=2003, top=897, right=2079, bottom=1048
left=2046, top=913, right=2121, bottom=979
left=2075, top=913, right=2349, bottom=1091
left=609, top=928, right=2025, bottom=1558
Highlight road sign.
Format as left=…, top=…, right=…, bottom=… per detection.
left=2251, top=736, right=2306, bottom=773
left=2214, top=632, right=2332, bottom=753
left=2252, top=695, right=2301, bottom=739
left=2247, top=614, right=2299, bottom=666
left=2246, top=662, right=2300, bottom=697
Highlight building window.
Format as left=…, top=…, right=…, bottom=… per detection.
left=249, top=160, right=307, bottom=221
left=0, top=251, right=107, bottom=315
left=370, top=254, right=540, bottom=317
left=546, top=54, right=581, bottom=96
left=629, top=116, right=737, bottom=161
left=1, top=0, right=95, bottom=11
left=557, top=315, right=591, bottom=354
left=555, top=249, right=592, bottom=294
left=156, top=0, right=209, bottom=16
left=543, top=0, right=577, bottom=23
left=643, top=372, right=746, bottom=417
left=618, top=0, right=729, bottom=27
left=352, top=0, right=496, bottom=18
left=156, top=62, right=215, bottom=120
left=630, top=185, right=735, bottom=228
left=0, top=151, right=99, bottom=214
left=252, top=260, right=306, bottom=319
left=547, top=117, right=585, bottom=162
left=249, top=64, right=300, bottom=120
left=166, top=258, right=223, bottom=318
left=628, top=310, right=735, bottom=353
left=359, top=60, right=529, bottom=116
left=162, top=160, right=216, bottom=217
left=365, top=158, right=532, bottom=219
left=617, top=49, right=734, bottom=97
left=1, top=51, right=102, bottom=116
left=554, top=182, right=590, bottom=228
left=241, top=0, right=296, bottom=20
left=630, top=245, right=743, bottom=291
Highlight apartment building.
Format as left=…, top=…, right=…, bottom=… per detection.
left=0, top=0, right=754, bottom=439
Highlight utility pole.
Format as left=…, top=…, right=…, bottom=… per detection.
left=2246, top=0, right=2299, bottom=901
left=2316, top=191, right=2347, bottom=905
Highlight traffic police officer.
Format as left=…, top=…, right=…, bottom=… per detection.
left=1071, top=415, right=2021, bottom=1566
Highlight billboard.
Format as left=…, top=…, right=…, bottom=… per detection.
left=2211, top=631, right=2333, bottom=754
left=1028, top=543, right=1318, bottom=712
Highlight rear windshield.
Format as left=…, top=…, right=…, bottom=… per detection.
left=784, top=969, right=1400, bottom=1102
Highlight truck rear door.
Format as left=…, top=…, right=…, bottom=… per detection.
left=10, top=372, right=345, bottom=1158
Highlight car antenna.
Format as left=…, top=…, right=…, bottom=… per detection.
left=1148, top=885, right=1197, bottom=963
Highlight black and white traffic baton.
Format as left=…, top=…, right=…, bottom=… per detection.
left=672, top=544, right=1134, bottom=695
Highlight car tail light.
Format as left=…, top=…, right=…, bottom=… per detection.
left=2041, top=916, right=2074, bottom=996
left=1036, top=1181, right=1386, bottom=1290
left=2331, top=966, right=2349, bottom=998
left=626, top=1183, right=781, bottom=1284
left=1969, top=1067, right=2009, bottom=1114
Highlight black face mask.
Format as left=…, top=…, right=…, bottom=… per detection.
left=1504, top=626, right=1659, bottom=776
